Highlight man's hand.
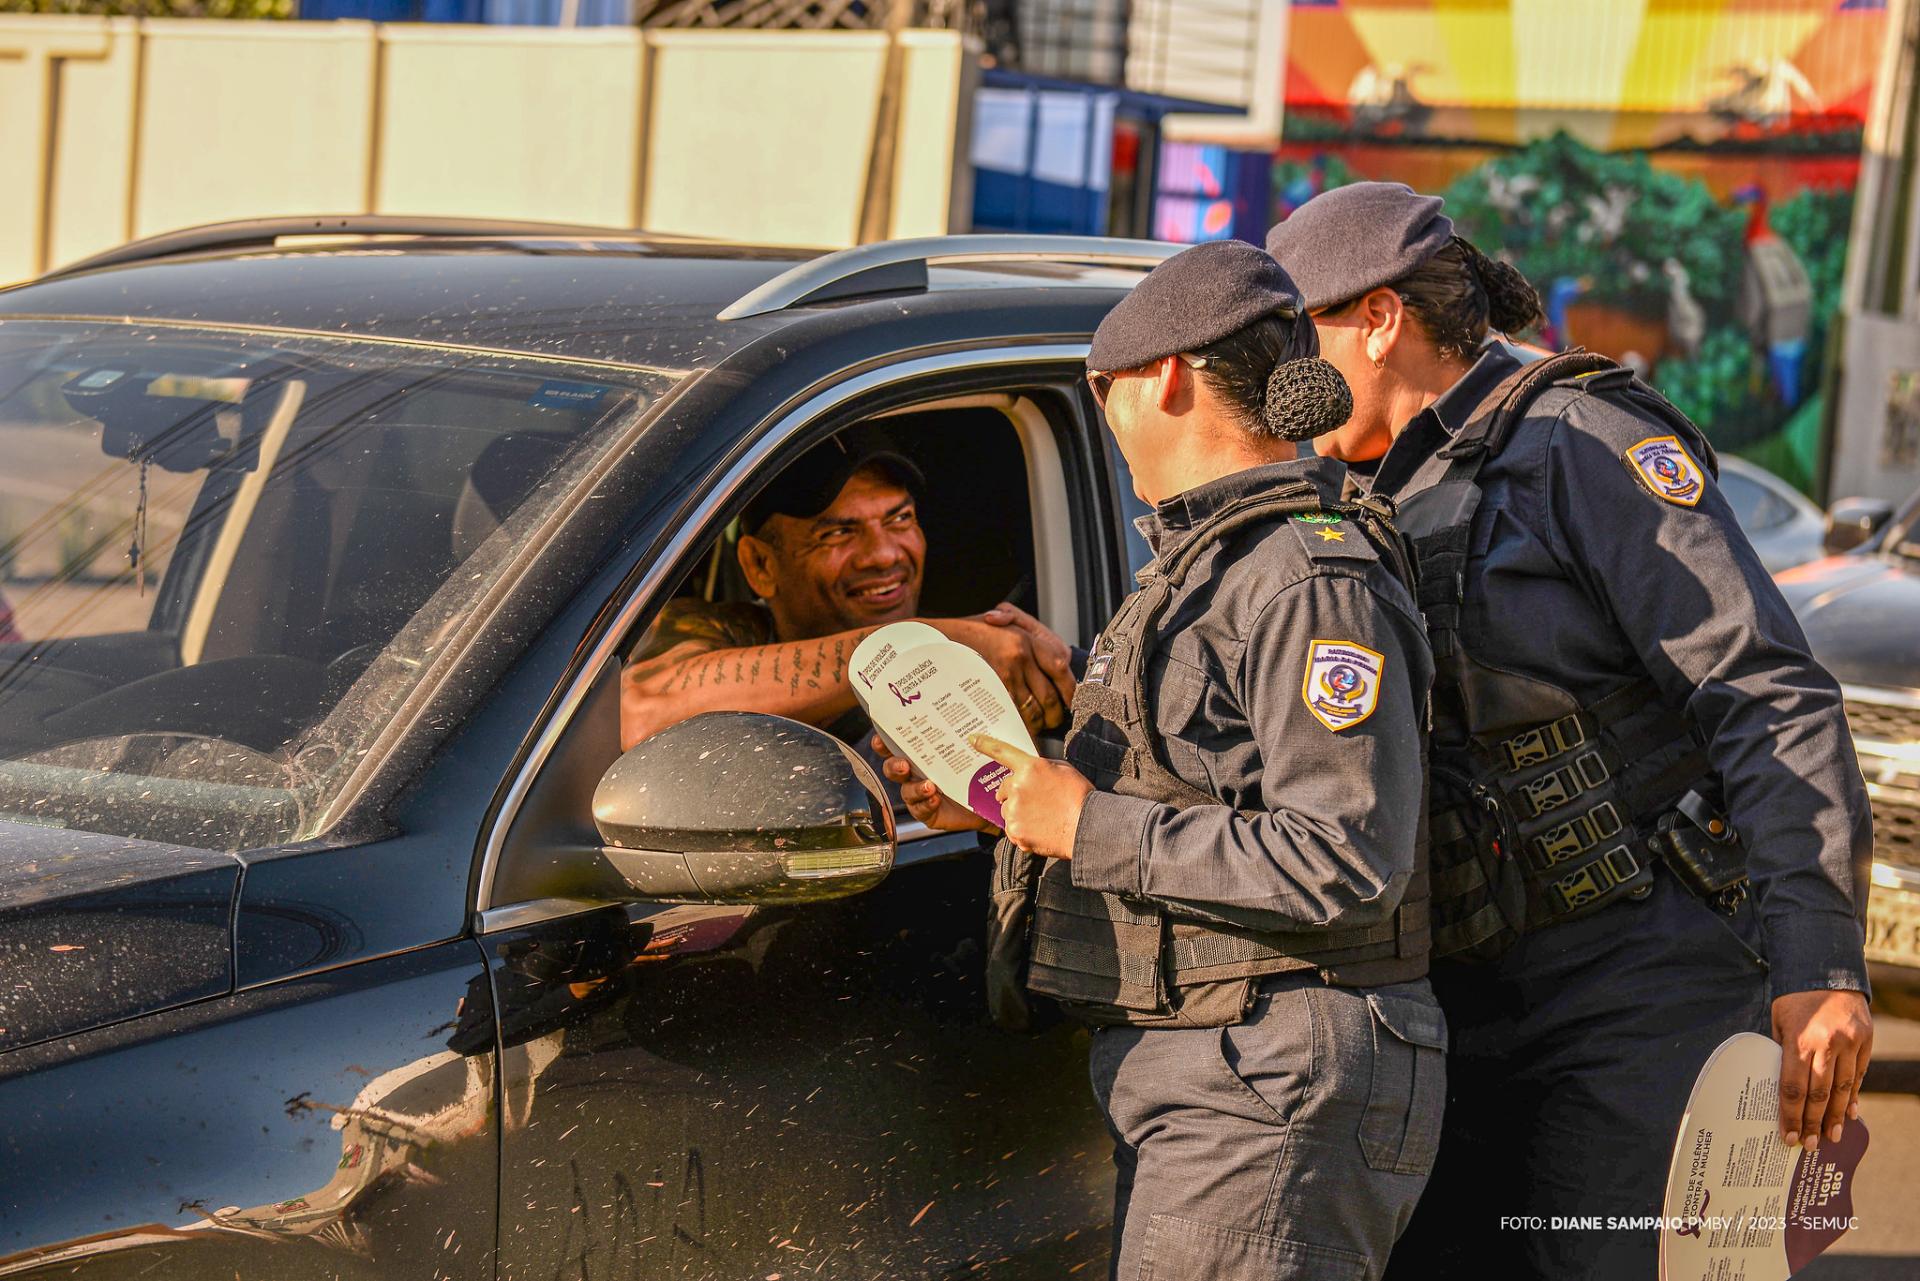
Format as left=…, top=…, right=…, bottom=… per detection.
left=872, top=733, right=996, bottom=833
left=971, top=733, right=1092, bottom=860
left=1773, top=989, right=1874, bottom=1150
left=935, top=605, right=1076, bottom=735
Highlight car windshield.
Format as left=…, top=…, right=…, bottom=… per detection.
left=0, top=319, right=676, bottom=850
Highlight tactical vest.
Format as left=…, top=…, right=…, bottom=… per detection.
left=1022, top=482, right=1433, bottom=1029
left=1395, top=350, right=1734, bottom=961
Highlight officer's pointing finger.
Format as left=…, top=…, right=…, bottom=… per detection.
left=970, top=733, right=1033, bottom=769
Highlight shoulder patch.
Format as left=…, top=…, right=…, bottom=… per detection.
left=1302, top=639, right=1384, bottom=732
left=1289, top=512, right=1377, bottom=561
left=1623, top=435, right=1705, bottom=507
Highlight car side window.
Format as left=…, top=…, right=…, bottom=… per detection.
left=485, top=386, right=1088, bottom=911
left=1720, top=469, right=1787, bottom=531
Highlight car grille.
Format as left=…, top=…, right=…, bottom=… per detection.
left=1845, top=697, right=1920, bottom=745
left=1875, top=792, right=1920, bottom=871
left=1847, top=689, right=1920, bottom=872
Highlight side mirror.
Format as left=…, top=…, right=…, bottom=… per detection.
left=592, top=711, right=894, bottom=905
left=1822, top=497, right=1895, bottom=556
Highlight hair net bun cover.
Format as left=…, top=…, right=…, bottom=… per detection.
left=1264, top=356, right=1352, bottom=442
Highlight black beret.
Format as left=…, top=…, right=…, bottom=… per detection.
left=1089, top=239, right=1306, bottom=373
left=1264, top=182, right=1454, bottom=313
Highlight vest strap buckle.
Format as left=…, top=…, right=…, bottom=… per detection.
left=1500, top=714, right=1587, bottom=773
left=1543, top=843, right=1643, bottom=916
left=1513, top=750, right=1610, bottom=819
left=1528, top=800, right=1623, bottom=871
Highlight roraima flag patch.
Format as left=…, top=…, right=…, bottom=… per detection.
left=1302, top=639, right=1384, bottom=732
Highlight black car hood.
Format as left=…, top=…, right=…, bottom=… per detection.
left=1775, top=554, right=1920, bottom=691
left=0, top=823, right=238, bottom=1054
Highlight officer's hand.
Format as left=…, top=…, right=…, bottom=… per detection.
left=934, top=614, right=1073, bottom=735
left=970, top=733, right=1092, bottom=860
left=1772, top=989, right=1874, bottom=1151
left=870, top=734, right=996, bottom=833
left=981, top=601, right=1078, bottom=714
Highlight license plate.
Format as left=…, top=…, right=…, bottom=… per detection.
left=1865, top=886, right=1920, bottom=967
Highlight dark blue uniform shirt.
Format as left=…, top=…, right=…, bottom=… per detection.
left=1369, top=345, right=1871, bottom=998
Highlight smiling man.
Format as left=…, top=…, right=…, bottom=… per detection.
left=620, top=429, right=1075, bottom=752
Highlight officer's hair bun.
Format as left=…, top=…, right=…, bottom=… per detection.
left=1262, top=356, right=1353, bottom=442
left=1455, top=236, right=1544, bottom=335
left=1480, top=255, right=1545, bottom=335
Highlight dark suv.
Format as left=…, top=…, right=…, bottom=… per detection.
left=0, top=220, right=1176, bottom=1279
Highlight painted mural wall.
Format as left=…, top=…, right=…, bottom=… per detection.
left=1272, top=0, right=1890, bottom=495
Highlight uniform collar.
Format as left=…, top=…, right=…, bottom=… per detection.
left=1371, top=343, right=1523, bottom=498
left=1135, top=455, right=1350, bottom=561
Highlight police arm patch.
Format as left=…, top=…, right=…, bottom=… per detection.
left=1302, top=639, right=1384, bottom=732
left=1624, top=435, right=1705, bottom=507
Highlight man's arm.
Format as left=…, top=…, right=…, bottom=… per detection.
left=621, top=621, right=872, bottom=750
left=620, top=601, right=1078, bottom=750
left=1068, top=572, right=1431, bottom=934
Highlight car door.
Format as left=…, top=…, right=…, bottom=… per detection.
left=479, top=348, right=1135, bottom=1280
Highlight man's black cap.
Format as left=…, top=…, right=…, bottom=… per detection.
left=743, top=427, right=924, bottom=535
left=1088, top=239, right=1309, bottom=373
left=1264, top=182, right=1454, bottom=313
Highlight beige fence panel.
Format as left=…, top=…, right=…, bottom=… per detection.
left=890, top=28, right=976, bottom=242
left=0, top=16, right=125, bottom=282
left=133, top=20, right=378, bottom=238
left=642, top=30, right=889, bottom=247
left=375, top=24, right=648, bottom=226
left=2, top=20, right=974, bottom=283
left=42, top=18, right=142, bottom=274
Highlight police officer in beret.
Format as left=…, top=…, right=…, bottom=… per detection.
left=1268, top=183, right=1875, bottom=1280
left=884, top=240, right=1443, bottom=1280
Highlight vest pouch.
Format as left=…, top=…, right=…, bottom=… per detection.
left=1027, top=860, right=1169, bottom=1017
left=1427, top=758, right=1526, bottom=962
left=985, top=837, right=1046, bottom=1032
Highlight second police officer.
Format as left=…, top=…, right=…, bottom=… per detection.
left=1268, top=182, right=1875, bottom=1280
left=883, top=240, right=1442, bottom=1280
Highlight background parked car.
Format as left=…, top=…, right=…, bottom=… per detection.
left=1718, top=454, right=1828, bottom=573
left=1776, top=486, right=1920, bottom=1018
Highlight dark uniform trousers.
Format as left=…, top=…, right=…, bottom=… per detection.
left=1382, top=871, right=1769, bottom=1281
left=1092, top=975, right=1445, bottom=1281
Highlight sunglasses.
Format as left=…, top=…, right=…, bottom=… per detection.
left=1085, top=352, right=1209, bottom=411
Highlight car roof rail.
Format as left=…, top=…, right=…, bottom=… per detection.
left=42, top=214, right=654, bottom=280
left=715, top=234, right=1182, bottom=321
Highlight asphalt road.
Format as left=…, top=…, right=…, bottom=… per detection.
left=1798, top=1010, right=1920, bottom=1280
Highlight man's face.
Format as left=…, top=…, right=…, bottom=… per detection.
left=742, top=467, right=926, bottom=639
